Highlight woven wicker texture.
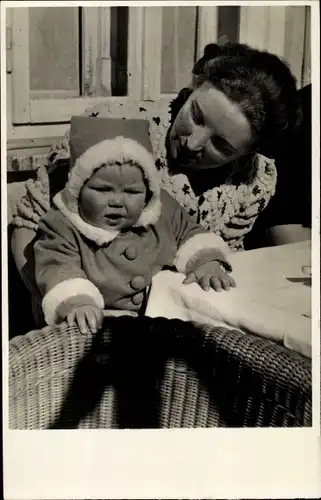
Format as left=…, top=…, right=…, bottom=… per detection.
left=9, top=316, right=312, bottom=429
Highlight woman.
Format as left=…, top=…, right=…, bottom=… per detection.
left=11, top=42, right=302, bottom=327
left=160, top=42, right=301, bottom=250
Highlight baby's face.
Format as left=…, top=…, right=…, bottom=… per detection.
left=79, top=162, right=147, bottom=231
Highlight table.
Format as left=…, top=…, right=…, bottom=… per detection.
left=146, top=241, right=312, bottom=358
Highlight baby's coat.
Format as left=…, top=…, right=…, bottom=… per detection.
left=35, top=190, right=210, bottom=322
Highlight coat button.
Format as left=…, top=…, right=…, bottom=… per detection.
left=132, top=292, right=144, bottom=305
left=130, top=276, right=145, bottom=290
left=124, top=246, right=137, bottom=260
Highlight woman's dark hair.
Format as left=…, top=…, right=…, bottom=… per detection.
left=170, top=42, right=302, bottom=157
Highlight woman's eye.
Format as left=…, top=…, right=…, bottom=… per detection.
left=191, top=100, right=204, bottom=126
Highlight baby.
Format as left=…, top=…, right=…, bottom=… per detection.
left=34, top=136, right=235, bottom=334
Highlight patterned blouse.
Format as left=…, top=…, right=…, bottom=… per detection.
left=159, top=155, right=276, bottom=251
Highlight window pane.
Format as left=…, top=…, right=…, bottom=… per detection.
left=217, top=7, right=240, bottom=43
left=29, top=7, right=80, bottom=97
left=161, top=6, right=197, bottom=94
left=110, top=7, right=128, bottom=96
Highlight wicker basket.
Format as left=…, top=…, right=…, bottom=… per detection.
left=9, top=316, right=312, bottom=429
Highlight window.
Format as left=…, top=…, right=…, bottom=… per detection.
left=161, top=6, right=198, bottom=94
left=7, top=5, right=311, bottom=127
left=160, top=6, right=242, bottom=94
left=239, top=5, right=310, bottom=88
left=29, top=7, right=80, bottom=99
left=8, top=6, right=132, bottom=125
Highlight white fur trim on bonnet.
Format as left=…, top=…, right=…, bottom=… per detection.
left=53, top=136, right=162, bottom=245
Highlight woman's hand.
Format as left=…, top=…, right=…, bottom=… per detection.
left=183, top=261, right=236, bottom=292
left=67, top=305, right=104, bottom=334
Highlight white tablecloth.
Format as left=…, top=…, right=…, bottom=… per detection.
left=146, top=241, right=312, bottom=358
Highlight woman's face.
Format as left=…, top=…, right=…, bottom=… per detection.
left=169, top=81, right=253, bottom=170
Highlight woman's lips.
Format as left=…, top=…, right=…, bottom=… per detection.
left=177, top=148, right=202, bottom=168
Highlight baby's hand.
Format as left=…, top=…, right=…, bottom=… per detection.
left=183, top=261, right=236, bottom=292
left=67, top=305, right=104, bottom=334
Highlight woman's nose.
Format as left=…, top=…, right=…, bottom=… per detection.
left=186, top=128, right=211, bottom=151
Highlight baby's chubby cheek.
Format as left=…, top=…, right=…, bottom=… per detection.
left=78, top=194, right=103, bottom=225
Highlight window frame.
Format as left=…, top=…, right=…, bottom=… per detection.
left=196, top=6, right=219, bottom=59
left=159, top=6, right=218, bottom=98
left=9, top=6, right=147, bottom=125
left=9, top=6, right=220, bottom=125
left=8, top=5, right=310, bottom=129
left=239, top=5, right=308, bottom=87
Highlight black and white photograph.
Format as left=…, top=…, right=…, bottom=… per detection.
left=2, top=0, right=320, bottom=497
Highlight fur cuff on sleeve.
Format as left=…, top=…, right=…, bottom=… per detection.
left=174, top=232, right=231, bottom=274
left=42, top=277, right=104, bottom=325
left=185, top=248, right=232, bottom=275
